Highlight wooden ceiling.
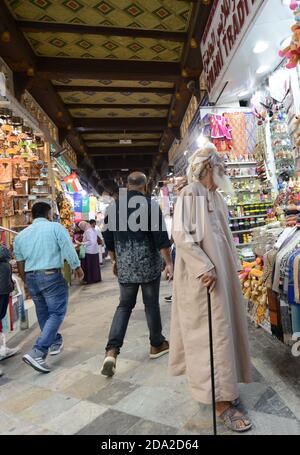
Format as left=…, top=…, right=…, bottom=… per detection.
left=0, top=0, right=212, bottom=190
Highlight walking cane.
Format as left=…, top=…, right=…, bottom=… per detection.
left=207, top=288, right=217, bottom=436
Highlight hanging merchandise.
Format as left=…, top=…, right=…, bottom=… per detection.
left=82, top=196, right=90, bottom=215
left=270, top=104, right=295, bottom=188
left=225, top=113, right=248, bottom=156
left=64, top=173, right=82, bottom=193
left=57, top=191, right=74, bottom=234
left=210, top=114, right=233, bottom=152
left=293, top=115, right=300, bottom=172
left=279, top=1, right=300, bottom=69
left=0, top=106, right=51, bottom=235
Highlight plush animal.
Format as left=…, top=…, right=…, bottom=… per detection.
left=279, top=2, right=300, bottom=68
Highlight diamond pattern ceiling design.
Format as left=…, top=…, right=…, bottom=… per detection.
left=59, top=91, right=172, bottom=105
left=24, top=32, right=183, bottom=61
left=4, top=0, right=197, bottom=168
left=52, top=79, right=174, bottom=88
left=82, top=133, right=162, bottom=140
left=69, top=107, right=168, bottom=118
left=5, top=0, right=191, bottom=32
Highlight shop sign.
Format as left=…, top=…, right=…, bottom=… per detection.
left=56, top=156, right=71, bottom=176
left=180, top=96, right=198, bottom=139
left=201, top=0, right=264, bottom=96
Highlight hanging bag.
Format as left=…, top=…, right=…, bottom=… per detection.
left=79, top=244, right=86, bottom=259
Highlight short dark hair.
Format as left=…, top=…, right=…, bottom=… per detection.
left=89, top=219, right=96, bottom=225
left=127, top=173, right=147, bottom=187
left=32, top=202, right=51, bottom=219
left=101, top=179, right=119, bottom=196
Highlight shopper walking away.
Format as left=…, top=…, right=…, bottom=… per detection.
left=0, top=245, right=17, bottom=376
left=101, top=172, right=173, bottom=377
left=14, top=202, right=84, bottom=374
left=169, top=143, right=252, bottom=433
left=78, top=221, right=102, bottom=284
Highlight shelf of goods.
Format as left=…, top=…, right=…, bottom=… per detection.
left=224, top=158, right=274, bottom=248
left=0, top=106, right=51, bottom=235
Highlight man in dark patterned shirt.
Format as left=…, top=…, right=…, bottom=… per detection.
left=101, top=172, right=173, bottom=377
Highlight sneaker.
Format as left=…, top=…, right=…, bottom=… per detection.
left=0, top=346, right=20, bottom=360
left=164, top=295, right=173, bottom=302
left=49, top=342, right=64, bottom=356
left=101, top=351, right=117, bottom=377
left=22, top=351, right=51, bottom=374
left=149, top=341, right=169, bottom=359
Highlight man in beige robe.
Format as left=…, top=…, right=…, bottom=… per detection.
left=169, top=142, right=252, bottom=432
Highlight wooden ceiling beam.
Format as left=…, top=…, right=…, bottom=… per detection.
left=94, top=156, right=153, bottom=171
left=56, top=86, right=173, bottom=94
left=67, top=103, right=169, bottom=110
left=74, top=118, right=166, bottom=132
left=81, top=130, right=163, bottom=136
left=17, top=20, right=187, bottom=42
left=37, top=57, right=181, bottom=83
left=0, top=2, right=100, bottom=183
left=88, top=146, right=158, bottom=156
left=85, top=138, right=160, bottom=144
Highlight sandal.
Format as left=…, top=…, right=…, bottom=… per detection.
left=218, top=406, right=252, bottom=433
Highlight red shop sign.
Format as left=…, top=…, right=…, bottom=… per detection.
left=200, top=0, right=264, bottom=96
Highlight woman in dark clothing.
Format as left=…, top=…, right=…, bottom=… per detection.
left=77, top=221, right=101, bottom=284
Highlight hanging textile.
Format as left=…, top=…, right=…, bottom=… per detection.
left=225, top=112, right=247, bottom=155
left=210, top=114, right=232, bottom=152
left=245, top=112, right=257, bottom=155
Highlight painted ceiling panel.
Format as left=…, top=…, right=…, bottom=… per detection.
left=60, top=91, right=172, bottom=104
left=24, top=32, right=184, bottom=62
left=69, top=108, right=168, bottom=117
left=6, top=0, right=191, bottom=32
left=52, top=79, right=174, bottom=88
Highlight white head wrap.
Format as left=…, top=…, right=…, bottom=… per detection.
left=186, top=142, right=223, bottom=183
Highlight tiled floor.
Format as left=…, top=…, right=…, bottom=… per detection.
left=1, top=262, right=300, bottom=435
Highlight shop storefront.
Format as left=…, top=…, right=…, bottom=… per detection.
left=0, top=59, right=54, bottom=343
left=197, top=0, right=300, bottom=341
left=164, top=0, right=300, bottom=343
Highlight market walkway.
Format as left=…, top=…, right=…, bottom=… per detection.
left=1, top=263, right=300, bottom=435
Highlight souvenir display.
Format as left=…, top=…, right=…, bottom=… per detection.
left=0, top=107, right=50, bottom=232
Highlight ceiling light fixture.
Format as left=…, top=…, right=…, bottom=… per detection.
left=238, top=90, right=249, bottom=97
left=253, top=41, right=269, bottom=54
left=197, top=135, right=208, bottom=147
left=256, top=65, right=270, bottom=74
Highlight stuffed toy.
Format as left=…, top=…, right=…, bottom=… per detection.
left=279, top=2, right=300, bottom=68
left=239, top=258, right=268, bottom=323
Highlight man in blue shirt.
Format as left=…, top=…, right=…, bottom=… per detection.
left=14, top=202, right=84, bottom=373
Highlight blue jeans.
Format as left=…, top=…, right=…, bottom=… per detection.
left=106, top=276, right=165, bottom=354
left=26, top=271, right=68, bottom=356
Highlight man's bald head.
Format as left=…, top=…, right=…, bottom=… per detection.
left=127, top=172, right=147, bottom=193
